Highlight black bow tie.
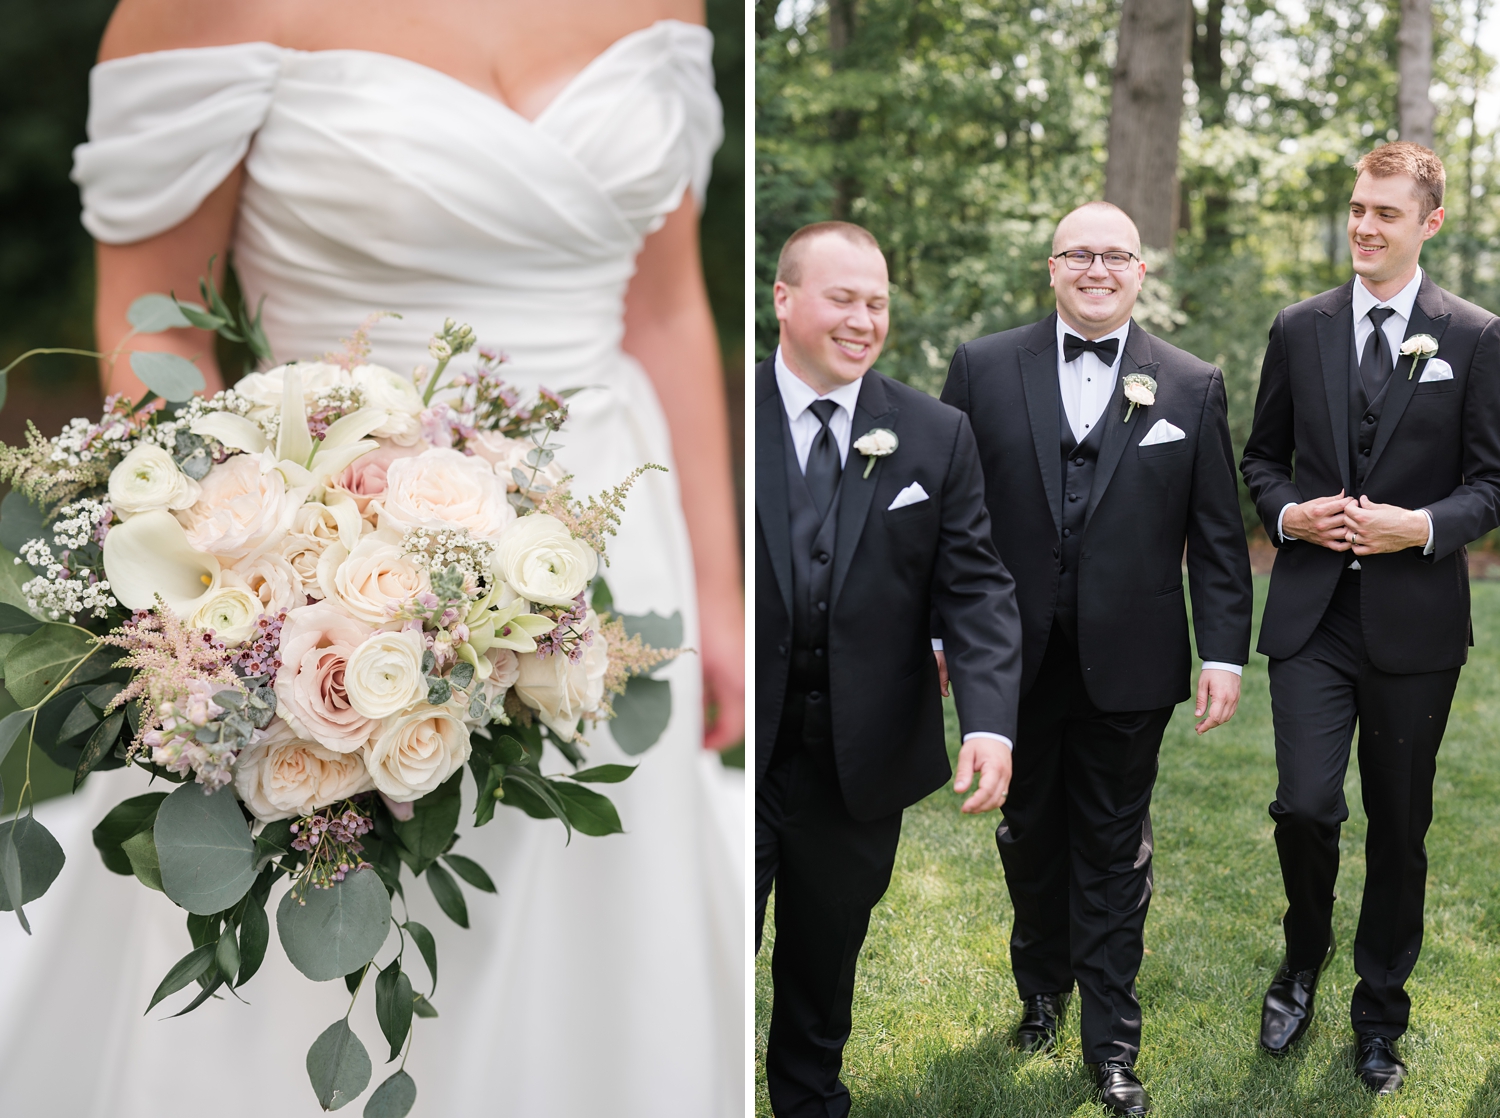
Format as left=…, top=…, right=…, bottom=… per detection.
left=1063, top=333, right=1120, bottom=364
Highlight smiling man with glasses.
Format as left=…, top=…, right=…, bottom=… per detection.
left=938, top=201, right=1253, bottom=1116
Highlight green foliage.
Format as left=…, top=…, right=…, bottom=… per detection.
left=363, top=1070, right=417, bottom=1118
left=374, top=960, right=414, bottom=1062
left=276, top=868, right=392, bottom=982
left=0, top=813, right=64, bottom=911
left=306, top=1018, right=372, bottom=1112
left=609, top=675, right=673, bottom=756
left=152, top=782, right=258, bottom=916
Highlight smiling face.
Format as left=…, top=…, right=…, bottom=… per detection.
left=1348, top=172, right=1444, bottom=299
left=1048, top=206, right=1146, bottom=339
left=774, top=233, right=890, bottom=394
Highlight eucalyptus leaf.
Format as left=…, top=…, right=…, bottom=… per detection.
left=374, top=961, right=413, bottom=1062
left=75, top=709, right=125, bottom=789
left=236, top=897, right=270, bottom=988
left=55, top=695, right=100, bottom=747
left=0, top=826, right=25, bottom=933
left=0, top=708, right=31, bottom=769
left=216, top=924, right=241, bottom=983
left=121, top=828, right=164, bottom=891
left=0, top=604, right=41, bottom=635
left=424, top=861, right=468, bottom=928
left=363, top=1070, right=417, bottom=1118
left=92, top=792, right=167, bottom=876
left=619, top=610, right=684, bottom=657
left=569, top=763, right=637, bottom=784
left=129, top=351, right=206, bottom=402
left=440, top=853, right=495, bottom=893
left=127, top=293, right=194, bottom=333
left=5, top=624, right=105, bottom=708
left=154, top=782, right=258, bottom=915
left=404, top=920, right=437, bottom=993
left=306, top=1018, right=372, bottom=1111
left=590, top=576, right=613, bottom=614
left=277, top=869, right=392, bottom=981
left=608, top=675, right=672, bottom=757
left=551, top=782, right=624, bottom=837
left=144, top=943, right=217, bottom=1013
left=0, top=493, right=46, bottom=558
left=410, top=993, right=439, bottom=1018
left=0, top=814, right=65, bottom=910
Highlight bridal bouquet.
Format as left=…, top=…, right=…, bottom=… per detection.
left=0, top=280, right=680, bottom=1115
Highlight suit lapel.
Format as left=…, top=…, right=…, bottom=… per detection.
left=1019, top=315, right=1064, bottom=536
left=1314, top=282, right=1354, bottom=494
left=1085, top=322, right=1156, bottom=526
left=1366, top=277, right=1451, bottom=478
left=754, top=359, right=794, bottom=621
left=830, top=372, right=896, bottom=606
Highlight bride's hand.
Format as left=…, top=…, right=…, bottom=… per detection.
left=699, top=592, right=745, bottom=751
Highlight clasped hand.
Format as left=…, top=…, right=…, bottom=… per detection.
left=1283, top=491, right=1429, bottom=556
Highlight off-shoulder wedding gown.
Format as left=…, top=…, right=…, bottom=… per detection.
left=0, top=21, right=743, bottom=1117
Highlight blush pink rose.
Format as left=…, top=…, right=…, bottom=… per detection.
left=273, top=601, right=378, bottom=753
left=328, top=442, right=425, bottom=519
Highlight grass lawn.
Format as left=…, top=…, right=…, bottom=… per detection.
left=755, top=576, right=1500, bottom=1116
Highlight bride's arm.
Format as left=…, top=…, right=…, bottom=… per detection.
left=622, top=200, right=745, bottom=752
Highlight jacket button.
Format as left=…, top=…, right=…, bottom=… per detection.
left=1074, top=457, right=1085, bottom=466
left=1062, top=528, right=1071, bottom=538
left=1362, top=448, right=1370, bottom=456
left=1068, top=493, right=1079, bottom=502
left=808, top=690, right=823, bottom=702
left=814, top=648, right=824, bottom=658
left=817, top=551, right=830, bottom=563
left=817, top=601, right=827, bottom=612
left=1364, top=414, right=1376, bottom=425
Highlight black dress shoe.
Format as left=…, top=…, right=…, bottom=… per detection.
left=1355, top=1035, right=1406, bottom=1095
left=1260, top=937, right=1335, bottom=1055
left=1094, top=1061, right=1151, bottom=1116
left=1014, top=992, right=1070, bottom=1053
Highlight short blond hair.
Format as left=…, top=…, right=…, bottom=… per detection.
left=775, top=222, right=884, bottom=286
left=1356, top=142, right=1446, bottom=217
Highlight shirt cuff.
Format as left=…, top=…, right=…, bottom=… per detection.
left=1277, top=501, right=1297, bottom=543
left=1200, top=662, right=1243, bottom=676
left=1421, top=509, right=1435, bottom=555
left=962, top=731, right=1013, bottom=750
left=931, top=639, right=944, bottom=651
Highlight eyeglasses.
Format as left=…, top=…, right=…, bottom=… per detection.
left=1051, top=250, right=1140, bottom=271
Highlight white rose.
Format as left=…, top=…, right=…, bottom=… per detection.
left=107, top=443, right=201, bottom=519
left=187, top=572, right=262, bottom=645
left=233, top=719, right=375, bottom=823
left=345, top=629, right=430, bottom=719
left=494, top=513, right=598, bottom=606
left=852, top=428, right=898, bottom=458
left=278, top=498, right=364, bottom=598
left=234, top=362, right=350, bottom=420
left=232, top=552, right=305, bottom=616
left=513, top=611, right=609, bottom=741
left=351, top=364, right=425, bottom=446
left=177, top=451, right=304, bottom=562
left=366, top=705, right=470, bottom=801
left=376, top=448, right=515, bottom=542
left=318, top=529, right=430, bottom=624
left=467, top=431, right=567, bottom=494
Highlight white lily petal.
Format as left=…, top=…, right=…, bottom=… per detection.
left=102, top=509, right=220, bottom=613
left=322, top=489, right=366, bottom=549
left=276, top=366, right=313, bottom=466
left=309, top=439, right=379, bottom=487
left=320, top=408, right=387, bottom=450
left=189, top=412, right=268, bottom=454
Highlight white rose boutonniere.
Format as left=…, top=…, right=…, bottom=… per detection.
left=1401, top=333, right=1440, bottom=379
left=1122, top=373, right=1157, bottom=422
left=853, top=428, right=898, bottom=478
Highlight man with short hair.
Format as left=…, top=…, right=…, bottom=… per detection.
left=1241, top=142, right=1500, bottom=1094
left=942, top=201, right=1253, bottom=1116
left=755, top=221, right=1023, bottom=1117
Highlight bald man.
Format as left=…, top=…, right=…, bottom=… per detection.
left=940, top=202, right=1252, bottom=1115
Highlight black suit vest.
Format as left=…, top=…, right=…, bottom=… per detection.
left=1056, top=385, right=1108, bottom=632
left=1349, top=324, right=1393, bottom=494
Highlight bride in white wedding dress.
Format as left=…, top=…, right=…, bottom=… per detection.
left=0, top=2, right=745, bottom=1116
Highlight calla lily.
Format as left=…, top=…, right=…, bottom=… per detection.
left=103, top=509, right=221, bottom=613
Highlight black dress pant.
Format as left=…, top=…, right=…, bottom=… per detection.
left=1267, top=569, right=1460, bottom=1039
left=756, top=745, right=902, bottom=1118
left=996, top=623, right=1173, bottom=1066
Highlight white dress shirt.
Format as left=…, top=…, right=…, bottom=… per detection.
left=1056, top=316, right=1130, bottom=443
left=1276, top=270, right=1434, bottom=562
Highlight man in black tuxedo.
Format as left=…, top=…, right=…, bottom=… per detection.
left=755, top=221, right=1023, bottom=1118
left=1241, top=142, right=1500, bottom=1094
left=942, top=202, right=1253, bottom=1116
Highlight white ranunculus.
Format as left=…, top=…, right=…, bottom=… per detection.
left=512, top=610, right=609, bottom=741
left=231, top=551, right=305, bottom=616
left=366, top=705, right=470, bottom=801
left=233, top=718, right=375, bottom=823
left=376, top=448, right=515, bottom=542
left=351, top=364, right=425, bottom=446
left=107, top=443, right=201, bottom=519
left=187, top=572, right=262, bottom=645
left=319, top=529, right=430, bottom=624
left=102, top=508, right=220, bottom=613
left=177, top=451, right=305, bottom=563
left=494, top=513, right=598, bottom=606
left=234, top=362, right=350, bottom=420
left=344, top=629, right=429, bottom=719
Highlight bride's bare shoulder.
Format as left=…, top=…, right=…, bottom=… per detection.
left=97, top=0, right=292, bottom=62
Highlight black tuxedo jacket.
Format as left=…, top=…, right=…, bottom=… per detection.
left=1240, top=276, right=1500, bottom=671
left=941, top=315, right=1252, bottom=710
left=755, top=359, right=1022, bottom=821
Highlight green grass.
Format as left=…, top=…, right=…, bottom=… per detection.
left=756, top=577, right=1500, bottom=1116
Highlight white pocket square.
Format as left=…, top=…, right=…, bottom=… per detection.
left=1139, top=419, right=1186, bottom=446
left=1418, top=358, right=1454, bottom=382
left=888, top=482, right=929, bottom=510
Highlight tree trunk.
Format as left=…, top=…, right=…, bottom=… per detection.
left=828, top=0, right=861, bottom=220
left=1397, top=0, right=1436, bottom=148
left=1105, top=0, right=1193, bottom=251
left=1190, top=0, right=1232, bottom=249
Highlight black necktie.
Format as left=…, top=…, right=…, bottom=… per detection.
left=804, top=399, right=842, bottom=518
left=1360, top=306, right=1397, bottom=398
left=1063, top=333, right=1120, bottom=364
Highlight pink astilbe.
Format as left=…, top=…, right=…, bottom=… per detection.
left=97, top=600, right=239, bottom=734
left=592, top=613, right=682, bottom=720
left=323, top=310, right=401, bottom=370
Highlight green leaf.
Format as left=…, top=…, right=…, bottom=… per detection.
left=392, top=770, right=461, bottom=872
left=0, top=604, right=40, bottom=635
left=175, top=301, right=227, bottom=331
left=440, top=853, right=495, bottom=893
left=57, top=696, right=101, bottom=743
left=551, top=782, right=624, bottom=837
left=374, top=961, right=413, bottom=1062
left=404, top=920, right=437, bottom=994
left=153, top=782, right=258, bottom=915
left=424, top=861, right=468, bottom=928
left=186, top=910, right=221, bottom=950
left=411, top=993, right=439, bottom=1018
left=236, top=898, right=270, bottom=988
left=144, top=943, right=217, bottom=1013
left=0, top=547, right=33, bottom=617
left=0, top=708, right=31, bottom=768
left=472, top=763, right=503, bottom=828
left=92, top=792, right=167, bottom=876
left=216, top=924, right=241, bottom=983
left=306, top=1018, right=372, bottom=1111
left=277, top=869, right=392, bottom=981
left=0, top=824, right=25, bottom=933
left=345, top=968, right=366, bottom=995
left=609, top=675, right=672, bottom=756
left=492, top=735, right=526, bottom=765
left=620, top=610, right=684, bottom=656
left=363, top=1070, right=417, bottom=1118
left=167, top=973, right=224, bottom=1018
left=75, top=709, right=125, bottom=790
left=254, top=818, right=295, bottom=870
left=129, top=351, right=206, bottom=402
left=0, top=814, right=64, bottom=912
left=501, top=768, right=573, bottom=840
left=127, top=293, right=194, bottom=333
left=569, top=763, right=637, bottom=784
left=590, top=576, right=614, bottom=614
left=121, top=828, right=164, bottom=891
left=0, top=493, right=46, bottom=559
left=5, top=624, right=106, bottom=709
